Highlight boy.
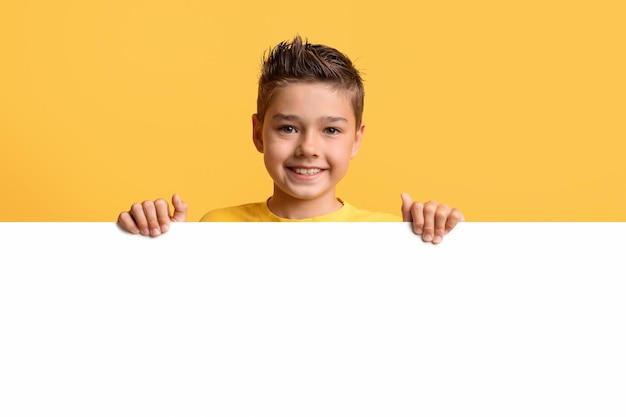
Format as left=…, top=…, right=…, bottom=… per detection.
left=117, top=36, right=464, bottom=244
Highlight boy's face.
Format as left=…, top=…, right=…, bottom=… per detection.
left=252, top=82, right=364, bottom=209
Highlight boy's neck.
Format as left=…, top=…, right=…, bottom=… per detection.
left=267, top=190, right=344, bottom=220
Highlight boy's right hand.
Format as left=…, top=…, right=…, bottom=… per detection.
left=117, top=193, right=188, bottom=237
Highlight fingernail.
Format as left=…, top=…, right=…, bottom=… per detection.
left=423, top=233, right=432, bottom=242
left=142, top=228, right=149, bottom=236
left=161, top=224, right=169, bottom=233
left=415, top=227, right=423, bottom=234
left=433, top=236, right=442, bottom=244
left=152, top=228, right=161, bottom=236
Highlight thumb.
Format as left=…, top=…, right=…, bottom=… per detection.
left=171, top=193, right=188, bottom=222
left=400, top=192, right=413, bottom=222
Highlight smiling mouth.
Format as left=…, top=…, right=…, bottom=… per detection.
left=291, top=167, right=323, bottom=176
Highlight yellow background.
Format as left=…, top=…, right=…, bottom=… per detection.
left=1, top=0, right=624, bottom=221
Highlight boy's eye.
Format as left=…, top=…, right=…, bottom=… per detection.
left=324, top=127, right=340, bottom=135
left=278, top=125, right=296, bottom=134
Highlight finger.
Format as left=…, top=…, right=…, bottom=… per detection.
left=400, top=192, right=413, bottom=222
left=117, top=211, right=140, bottom=234
left=141, top=200, right=162, bottom=237
left=410, top=201, right=425, bottom=235
left=171, top=193, right=188, bottom=222
left=433, top=204, right=452, bottom=244
left=420, top=200, right=438, bottom=242
left=444, top=208, right=465, bottom=234
left=129, top=202, right=150, bottom=236
left=154, top=198, right=172, bottom=233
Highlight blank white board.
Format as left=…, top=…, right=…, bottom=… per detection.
left=1, top=222, right=625, bottom=416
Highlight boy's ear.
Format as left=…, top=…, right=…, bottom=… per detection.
left=351, top=123, right=365, bottom=158
left=252, top=113, right=264, bottom=153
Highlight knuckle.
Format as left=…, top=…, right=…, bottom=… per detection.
left=117, top=212, right=139, bottom=232
left=117, top=212, right=129, bottom=226
left=423, top=201, right=438, bottom=214
left=411, top=202, right=424, bottom=215
left=155, top=201, right=171, bottom=218
left=450, top=208, right=464, bottom=221
left=435, top=208, right=450, bottom=222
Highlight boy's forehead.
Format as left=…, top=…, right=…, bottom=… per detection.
left=266, top=82, right=355, bottom=119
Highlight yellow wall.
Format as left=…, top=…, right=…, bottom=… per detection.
left=1, top=0, right=624, bottom=221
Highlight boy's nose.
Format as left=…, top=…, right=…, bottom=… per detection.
left=295, top=131, right=319, bottom=157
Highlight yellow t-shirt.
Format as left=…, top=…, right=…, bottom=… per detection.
left=199, top=200, right=401, bottom=222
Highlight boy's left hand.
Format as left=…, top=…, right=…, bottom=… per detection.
left=401, top=192, right=465, bottom=244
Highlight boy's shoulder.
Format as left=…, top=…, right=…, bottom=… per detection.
left=199, top=202, right=267, bottom=222
left=337, top=201, right=401, bottom=222
left=199, top=200, right=401, bottom=222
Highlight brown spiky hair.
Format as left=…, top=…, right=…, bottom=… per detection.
left=256, top=35, right=365, bottom=127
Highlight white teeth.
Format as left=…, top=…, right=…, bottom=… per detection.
left=293, top=168, right=321, bottom=175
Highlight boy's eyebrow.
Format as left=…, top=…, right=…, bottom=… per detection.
left=272, top=113, right=299, bottom=122
left=320, top=116, right=349, bottom=124
left=272, top=113, right=349, bottom=123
